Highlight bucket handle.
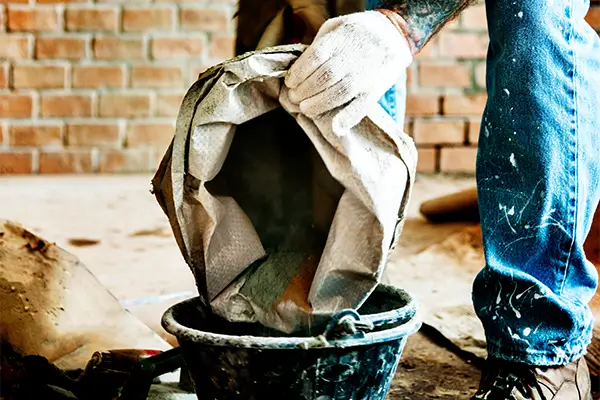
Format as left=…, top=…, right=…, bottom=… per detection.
left=323, top=309, right=374, bottom=340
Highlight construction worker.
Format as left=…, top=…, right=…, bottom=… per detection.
left=285, top=0, right=600, bottom=399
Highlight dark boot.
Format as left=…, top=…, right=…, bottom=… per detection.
left=471, top=356, right=591, bottom=400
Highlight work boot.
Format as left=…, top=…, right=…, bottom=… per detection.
left=471, top=356, right=591, bottom=400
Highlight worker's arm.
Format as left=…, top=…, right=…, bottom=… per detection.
left=285, top=0, right=476, bottom=128
left=376, top=0, right=476, bottom=54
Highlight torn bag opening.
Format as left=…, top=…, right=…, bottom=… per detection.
left=152, top=45, right=417, bottom=334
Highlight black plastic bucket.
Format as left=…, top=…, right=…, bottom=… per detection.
left=162, top=285, right=421, bottom=400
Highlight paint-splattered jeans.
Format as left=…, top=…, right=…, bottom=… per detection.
left=472, top=0, right=600, bottom=366
left=373, top=0, right=600, bottom=366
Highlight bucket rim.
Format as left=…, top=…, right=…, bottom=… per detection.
left=161, top=286, right=422, bottom=350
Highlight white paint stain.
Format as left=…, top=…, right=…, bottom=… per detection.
left=485, top=126, right=490, bottom=137
left=504, top=88, right=510, bottom=96
left=508, top=206, right=515, bottom=216
left=518, top=11, right=523, bottom=18
left=512, top=58, right=516, bottom=62
left=508, top=285, right=522, bottom=319
left=523, top=327, right=531, bottom=337
left=509, top=153, right=517, bottom=168
left=496, top=282, right=502, bottom=304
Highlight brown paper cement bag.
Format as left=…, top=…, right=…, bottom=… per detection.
left=152, top=45, right=417, bottom=334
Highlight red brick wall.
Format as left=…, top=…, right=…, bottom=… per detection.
left=0, top=1, right=599, bottom=174
left=0, top=0, right=235, bottom=174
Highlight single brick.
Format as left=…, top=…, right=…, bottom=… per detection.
left=0, top=35, right=31, bottom=59
left=180, top=8, right=228, bottom=32
left=39, top=151, right=93, bottom=174
left=13, top=64, right=66, bottom=89
left=419, top=63, right=471, bottom=88
left=406, top=67, right=414, bottom=87
left=123, top=7, right=173, bottom=32
left=35, top=36, right=86, bottom=59
left=99, top=149, right=151, bottom=173
left=93, top=37, right=145, bottom=60
left=403, top=119, right=412, bottom=137
left=405, top=94, right=439, bottom=117
left=67, top=123, right=121, bottom=147
left=7, top=8, right=60, bottom=32
left=586, top=7, right=600, bottom=29
left=413, top=119, right=465, bottom=145
left=209, top=34, right=234, bottom=60
left=0, top=152, right=33, bottom=174
left=0, top=64, right=7, bottom=89
left=416, top=148, right=438, bottom=174
left=440, top=147, right=477, bottom=173
left=156, top=92, right=184, bottom=117
left=443, top=93, right=488, bottom=116
left=73, top=65, right=124, bottom=88
left=126, top=122, right=174, bottom=149
left=99, top=93, right=151, bottom=118
left=461, top=4, right=487, bottom=29
left=8, top=124, right=63, bottom=147
left=475, top=63, right=486, bottom=88
left=468, top=120, right=481, bottom=144
left=65, top=8, right=118, bottom=32
left=439, top=32, right=488, bottom=59
left=0, top=94, right=33, bottom=118
left=415, top=37, right=439, bottom=60
left=151, top=37, right=204, bottom=59
left=41, top=94, right=93, bottom=118
left=131, top=65, right=184, bottom=88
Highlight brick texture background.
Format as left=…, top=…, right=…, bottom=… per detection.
left=0, top=0, right=599, bottom=174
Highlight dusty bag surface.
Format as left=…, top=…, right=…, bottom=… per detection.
left=152, top=45, right=417, bottom=333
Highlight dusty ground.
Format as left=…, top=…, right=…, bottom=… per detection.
left=1, top=174, right=482, bottom=398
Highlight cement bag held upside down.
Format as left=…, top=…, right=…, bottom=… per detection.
left=152, top=45, right=417, bottom=334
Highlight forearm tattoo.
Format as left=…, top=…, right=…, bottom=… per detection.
left=378, top=0, right=477, bottom=50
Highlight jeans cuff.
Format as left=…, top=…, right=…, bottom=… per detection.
left=485, top=322, right=593, bottom=366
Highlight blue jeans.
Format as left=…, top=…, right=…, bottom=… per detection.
left=473, top=0, right=600, bottom=366
left=374, top=0, right=600, bottom=366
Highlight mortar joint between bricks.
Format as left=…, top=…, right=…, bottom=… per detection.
left=91, top=147, right=99, bottom=173
left=116, top=4, right=123, bottom=34
left=117, top=120, right=127, bottom=148
left=31, top=148, right=39, bottom=174
left=172, top=3, right=180, bottom=31
left=54, top=4, right=66, bottom=33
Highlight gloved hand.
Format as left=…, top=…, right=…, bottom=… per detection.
left=284, top=10, right=413, bottom=129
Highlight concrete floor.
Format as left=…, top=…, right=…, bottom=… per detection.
left=1, top=174, right=482, bottom=398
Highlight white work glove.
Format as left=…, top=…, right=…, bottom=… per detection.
left=285, top=11, right=413, bottom=129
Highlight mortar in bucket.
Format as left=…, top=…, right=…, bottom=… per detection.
left=162, top=284, right=421, bottom=400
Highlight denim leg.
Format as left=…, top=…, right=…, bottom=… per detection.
left=473, top=0, right=600, bottom=366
